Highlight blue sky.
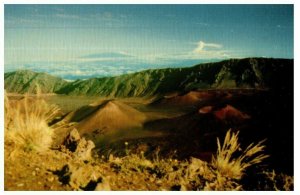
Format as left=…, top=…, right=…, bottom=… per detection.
left=5, top=5, right=293, bottom=79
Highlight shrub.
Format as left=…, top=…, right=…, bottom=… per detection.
left=211, top=129, right=269, bottom=180
left=5, top=92, right=60, bottom=152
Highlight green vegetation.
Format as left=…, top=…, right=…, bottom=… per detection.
left=4, top=70, right=68, bottom=94
left=4, top=58, right=293, bottom=96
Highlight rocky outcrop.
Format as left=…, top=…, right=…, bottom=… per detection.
left=62, top=128, right=95, bottom=161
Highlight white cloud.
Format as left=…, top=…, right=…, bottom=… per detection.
left=193, top=41, right=222, bottom=54
left=191, top=40, right=229, bottom=59
left=77, top=52, right=134, bottom=63
left=136, top=40, right=230, bottom=62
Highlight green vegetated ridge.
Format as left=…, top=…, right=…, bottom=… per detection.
left=4, top=58, right=293, bottom=96
left=4, top=70, right=68, bottom=94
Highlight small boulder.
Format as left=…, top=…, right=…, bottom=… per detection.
left=63, top=129, right=81, bottom=152
left=62, top=128, right=95, bottom=161
left=74, top=138, right=95, bottom=161
left=95, top=178, right=111, bottom=191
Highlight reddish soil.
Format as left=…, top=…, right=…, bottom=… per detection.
left=213, top=105, right=250, bottom=121
left=153, top=91, right=215, bottom=107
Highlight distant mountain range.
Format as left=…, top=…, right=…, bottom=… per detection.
left=4, top=58, right=293, bottom=96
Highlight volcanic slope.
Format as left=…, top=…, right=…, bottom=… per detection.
left=150, top=91, right=217, bottom=108
left=63, top=100, right=147, bottom=135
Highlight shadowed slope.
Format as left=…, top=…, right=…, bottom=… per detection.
left=151, top=91, right=216, bottom=107
left=5, top=58, right=293, bottom=97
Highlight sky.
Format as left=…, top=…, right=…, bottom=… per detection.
left=4, top=4, right=294, bottom=80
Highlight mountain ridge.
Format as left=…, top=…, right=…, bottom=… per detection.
left=4, top=58, right=293, bottom=97
left=4, top=69, right=68, bottom=94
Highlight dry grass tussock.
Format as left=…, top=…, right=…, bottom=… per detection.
left=5, top=121, right=292, bottom=190
left=5, top=91, right=61, bottom=152
left=211, top=129, right=269, bottom=180
left=4, top=90, right=291, bottom=190
left=261, top=170, right=294, bottom=191
left=102, top=130, right=272, bottom=191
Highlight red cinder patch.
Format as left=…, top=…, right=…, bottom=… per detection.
left=198, top=106, right=213, bottom=114
left=213, top=105, right=250, bottom=121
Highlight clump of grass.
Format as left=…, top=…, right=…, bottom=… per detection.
left=262, top=170, right=294, bottom=191
left=211, top=129, right=269, bottom=180
left=5, top=91, right=61, bottom=152
left=94, top=129, right=272, bottom=190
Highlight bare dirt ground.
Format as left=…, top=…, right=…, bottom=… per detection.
left=4, top=89, right=294, bottom=190
left=4, top=132, right=208, bottom=191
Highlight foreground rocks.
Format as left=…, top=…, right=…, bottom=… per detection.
left=4, top=128, right=294, bottom=191
left=62, top=128, right=95, bottom=161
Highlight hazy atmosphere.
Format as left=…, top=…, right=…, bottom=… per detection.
left=5, top=4, right=293, bottom=79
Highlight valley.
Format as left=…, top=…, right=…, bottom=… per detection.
left=4, top=58, right=294, bottom=190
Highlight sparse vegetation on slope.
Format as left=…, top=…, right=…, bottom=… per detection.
left=5, top=121, right=293, bottom=190
left=56, top=58, right=293, bottom=96
left=4, top=58, right=293, bottom=96
left=4, top=94, right=293, bottom=190
left=4, top=70, right=68, bottom=94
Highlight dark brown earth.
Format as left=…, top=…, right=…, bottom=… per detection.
left=5, top=88, right=294, bottom=190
